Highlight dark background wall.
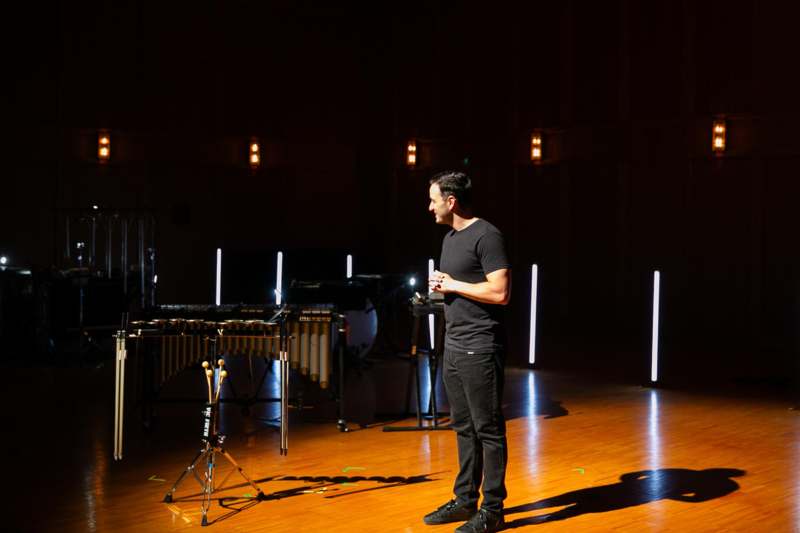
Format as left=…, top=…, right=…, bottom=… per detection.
left=5, top=0, right=800, bottom=385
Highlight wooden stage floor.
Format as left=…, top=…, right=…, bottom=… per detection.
left=8, top=357, right=800, bottom=532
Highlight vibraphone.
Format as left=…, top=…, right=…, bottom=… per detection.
left=138, top=308, right=337, bottom=388
left=113, top=304, right=348, bottom=460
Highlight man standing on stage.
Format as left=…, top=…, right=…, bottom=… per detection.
left=423, top=171, right=511, bottom=533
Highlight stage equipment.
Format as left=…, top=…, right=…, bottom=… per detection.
left=215, top=249, right=222, bottom=305
left=427, top=259, right=435, bottom=350
left=162, top=356, right=266, bottom=527
left=383, top=292, right=450, bottom=432
left=59, top=207, right=156, bottom=308
left=651, top=270, right=661, bottom=383
left=529, top=264, right=538, bottom=365
left=113, top=323, right=127, bottom=460
left=54, top=208, right=154, bottom=358
left=287, top=279, right=377, bottom=360
left=0, top=267, right=38, bottom=359
left=348, top=272, right=416, bottom=358
left=275, top=252, right=283, bottom=305
left=112, top=303, right=350, bottom=459
left=133, top=305, right=339, bottom=388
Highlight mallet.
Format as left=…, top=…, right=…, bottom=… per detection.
left=202, top=361, right=213, bottom=403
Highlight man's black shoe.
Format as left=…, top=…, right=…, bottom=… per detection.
left=423, top=499, right=478, bottom=525
left=455, top=508, right=505, bottom=532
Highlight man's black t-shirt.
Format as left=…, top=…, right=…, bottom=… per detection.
left=439, top=218, right=510, bottom=352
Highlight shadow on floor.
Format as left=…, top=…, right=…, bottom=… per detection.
left=170, top=471, right=441, bottom=525
left=504, top=467, right=745, bottom=528
left=271, top=472, right=441, bottom=499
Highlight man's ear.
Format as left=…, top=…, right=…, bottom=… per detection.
left=447, top=195, right=456, bottom=209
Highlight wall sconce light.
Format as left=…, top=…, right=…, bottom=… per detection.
left=98, top=130, right=111, bottom=163
left=712, top=119, right=726, bottom=155
left=249, top=138, right=261, bottom=169
left=530, top=132, right=543, bottom=163
left=406, top=139, right=417, bottom=168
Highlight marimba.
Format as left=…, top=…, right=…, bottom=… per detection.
left=132, top=307, right=337, bottom=390
left=113, top=304, right=347, bottom=461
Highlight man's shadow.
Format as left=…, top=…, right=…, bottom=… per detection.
left=504, top=468, right=745, bottom=528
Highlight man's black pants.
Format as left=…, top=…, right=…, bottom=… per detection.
left=442, top=348, right=508, bottom=514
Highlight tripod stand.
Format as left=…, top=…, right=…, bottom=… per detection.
left=162, top=358, right=265, bottom=526
left=383, top=296, right=451, bottom=432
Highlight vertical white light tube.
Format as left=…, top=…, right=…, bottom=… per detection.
left=275, top=251, right=284, bottom=306
left=428, top=258, right=435, bottom=350
left=215, top=248, right=222, bottom=306
left=529, top=264, right=538, bottom=365
left=651, top=270, right=661, bottom=383
left=346, top=254, right=353, bottom=279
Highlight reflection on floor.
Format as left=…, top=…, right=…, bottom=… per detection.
left=6, top=354, right=799, bottom=532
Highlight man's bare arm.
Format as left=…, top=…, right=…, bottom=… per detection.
left=429, top=268, right=511, bottom=305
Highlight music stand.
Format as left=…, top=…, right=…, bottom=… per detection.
left=383, top=295, right=451, bottom=432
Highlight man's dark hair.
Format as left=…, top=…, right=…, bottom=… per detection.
left=430, top=171, right=472, bottom=209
